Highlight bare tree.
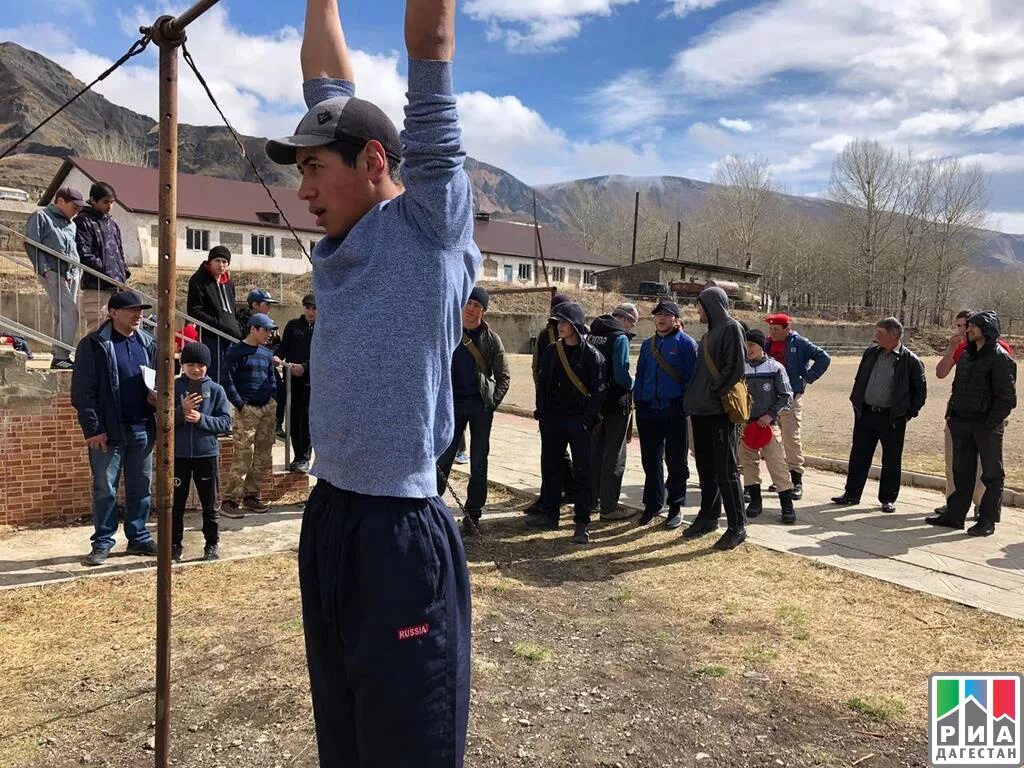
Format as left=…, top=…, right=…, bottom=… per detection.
left=81, top=134, right=149, bottom=167
left=828, top=139, right=905, bottom=308
left=892, top=155, right=936, bottom=323
left=707, top=154, right=777, bottom=271
left=926, top=158, right=988, bottom=325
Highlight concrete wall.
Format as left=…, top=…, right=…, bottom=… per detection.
left=486, top=312, right=878, bottom=354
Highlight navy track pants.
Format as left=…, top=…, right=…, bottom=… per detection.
left=298, top=479, right=472, bottom=767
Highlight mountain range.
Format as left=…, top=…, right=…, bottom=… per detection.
left=2, top=40, right=1023, bottom=270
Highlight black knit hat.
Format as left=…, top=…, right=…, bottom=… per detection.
left=469, top=286, right=489, bottom=311
left=550, top=292, right=571, bottom=309
left=208, top=245, right=231, bottom=263
left=745, top=328, right=766, bottom=347
left=180, top=342, right=212, bottom=367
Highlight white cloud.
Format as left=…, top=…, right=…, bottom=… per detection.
left=585, top=70, right=678, bottom=133
left=971, top=97, right=1024, bottom=133
left=667, top=0, right=730, bottom=18
left=464, top=0, right=637, bottom=49
left=896, top=109, right=976, bottom=137
left=0, top=24, right=77, bottom=51
left=686, top=122, right=735, bottom=152
left=718, top=117, right=752, bottom=132
left=958, top=153, right=1024, bottom=175
left=989, top=211, right=1024, bottom=235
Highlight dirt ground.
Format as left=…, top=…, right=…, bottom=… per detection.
left=2, top=475, right=1022, bottom=768
left=502, top=353, right=1024, bottom=491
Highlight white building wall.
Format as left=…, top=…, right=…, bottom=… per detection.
left=61, top=167, right=316, bottom=276
left=480, top=252, right=603, bottom=289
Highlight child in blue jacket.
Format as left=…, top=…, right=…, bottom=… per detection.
left=173, top=342, right=233, bottom=562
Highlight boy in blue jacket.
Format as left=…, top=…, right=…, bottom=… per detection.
left=173, top=343, right=232, bottom=561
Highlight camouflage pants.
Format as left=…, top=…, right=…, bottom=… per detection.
left=223, top=400, right=277, bottom=502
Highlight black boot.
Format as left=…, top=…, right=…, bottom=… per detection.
left=779, top=489, right=796, bottom=525
left=790, top=470, right=803, bottom=500
left=744, top=485, right=762, bottom=519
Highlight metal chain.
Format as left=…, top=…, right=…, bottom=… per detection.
left=0, top=34, right=152, bottom=161
left=442, top=471, right=467, bottom=514
left=180, top=42, right=312, bottom=263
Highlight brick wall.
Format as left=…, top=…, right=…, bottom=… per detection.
left=0, top=348, right=309, bottom=528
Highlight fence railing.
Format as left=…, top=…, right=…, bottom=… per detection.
left=0, top=220, right=296, bottom=454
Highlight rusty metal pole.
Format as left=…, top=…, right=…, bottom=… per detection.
left=150, top=14, right=183, bottom=768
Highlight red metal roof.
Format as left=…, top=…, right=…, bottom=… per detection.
left=44, top=157, right=320, bottom=233
left=473, top=217, right=617, bottom=267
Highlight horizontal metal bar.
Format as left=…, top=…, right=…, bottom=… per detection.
left=169, top=0, right=221, bottom=36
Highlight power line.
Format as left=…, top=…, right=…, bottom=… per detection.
left=181, top=42, right=311, bottom=263
left=0, top=34, right=152, bottom=161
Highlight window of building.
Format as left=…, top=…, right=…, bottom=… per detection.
left=252, top=234, right=275, bottom=257
left=550, top=266, right=566, bottom=282
left=583, top=270, right=596, bottom=285
left=186, top=228, right=210, bottom=251
left=518, top=263, right=532, bottom=280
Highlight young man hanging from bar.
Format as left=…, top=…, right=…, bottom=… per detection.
left=265, top=0, right=480, bottom=765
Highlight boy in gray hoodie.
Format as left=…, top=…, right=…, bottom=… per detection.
left=740, top=329, right=796, bottom=524
left=683, top=286, right=748, bottom=550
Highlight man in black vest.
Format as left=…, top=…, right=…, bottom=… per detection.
left=927, top=310, right=1016, bottom=536
left=832, top=317, right=927, bottom=513
left=437, top=286, right=511, bottom=534
left=277, top=292, right=317, bottom=473
left=588, top=303, right=637, bottom=520
left=529, top=302, right=605, bottom=544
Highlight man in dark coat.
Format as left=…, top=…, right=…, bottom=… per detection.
left=832, top=317, right=927, bottom=513
left=277, top=292, right=317, bottom=472
left=927, top=310, right=1016, bottom=536
left=186, top=245, right=242, bottom=382
left=529, top=302, right=606, bottom=544
left=75, top=181, right=130, bottom=335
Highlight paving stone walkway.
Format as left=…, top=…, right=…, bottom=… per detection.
left=2, top=412, right=1022, bottom=623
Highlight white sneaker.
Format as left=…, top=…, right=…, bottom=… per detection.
left=454, top=451, right=470, bottom=465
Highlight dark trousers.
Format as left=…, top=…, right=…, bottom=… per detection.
left=590, top=408, right=630, bottom=513
left=635, top=403, right=689, bottom=515
left=844, top=408, right=907, bottom=503
left=436, top=397, right=494, bottom=519
left=299, top=480, right=471, bottom=768
left=947, top=417, right=1005, bottom=524
left=203, top=334, right=232, bottom=385
left=172, top=456, right=220, bottom=547
left=539, top=415, right=593, bottom=525
left=289, top=384, right=312, bottom=461
left=691, top=413, right=745, bottom=532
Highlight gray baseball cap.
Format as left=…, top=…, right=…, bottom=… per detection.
left=266, top=96, right=402, bottom=166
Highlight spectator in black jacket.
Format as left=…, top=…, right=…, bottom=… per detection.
left=927, top=310, right=1017, bottom=536
left=529, top=302, right=606, bottom=544
left=832, top=317, right=927, bottom=513
left=277, top=293, right=317, bottom=473
left=186, top=246, right=242, bottom=383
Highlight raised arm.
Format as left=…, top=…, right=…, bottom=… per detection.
left=406, top=0, right=456, bottom=61
left=302, top=0, right=355, bottom=81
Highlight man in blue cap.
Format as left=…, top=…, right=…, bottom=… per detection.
left=71, top=290, right=158, bottom=566
left=265, top=0, right=480, bottom=764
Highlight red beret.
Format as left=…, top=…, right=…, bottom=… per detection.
left=765, top=313, right=791, bottom=326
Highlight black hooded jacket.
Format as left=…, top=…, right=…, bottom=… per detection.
left=536, top=337, right=606, bottom=428
left=683, top=287, right=746, bottom=416
left=186, top=263, right=242, bottom=341
left=947, top=310, right=1017, bottom=428
left=588, top=314, right=635, bottom=414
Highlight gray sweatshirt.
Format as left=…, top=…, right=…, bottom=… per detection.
left=683, top=287, right=746, bottom=416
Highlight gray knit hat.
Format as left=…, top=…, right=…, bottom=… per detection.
left=612, top=302, right=639, bottom=325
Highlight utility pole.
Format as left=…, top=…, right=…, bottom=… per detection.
left=676, top=220, right=681, bottom=260
left=630, top=191, right=639, bottom=265
left=141, top=2, right=222, bottom=765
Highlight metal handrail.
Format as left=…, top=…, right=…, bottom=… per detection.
left=0, top=314, right=74, bottom=352
left=0, top=220, right=239, bottom=345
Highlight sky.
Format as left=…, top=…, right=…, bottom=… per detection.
left=5, top=0, right=1024, bottom=232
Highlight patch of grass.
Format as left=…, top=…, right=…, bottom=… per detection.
left=512, top=641, right=552, bottom=662
left=696, top=665, right=728, bottom=678
left=279, top=618, right=303, bottom=632
left=721, top=600, right=742, bottom=616
left=608, top=589, right=634, bottom=604
left=847, top=695, right=907, bottom=721
left=777, top=604, right=811, bottom=640
left=743, top=646, right=778, bottom=665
